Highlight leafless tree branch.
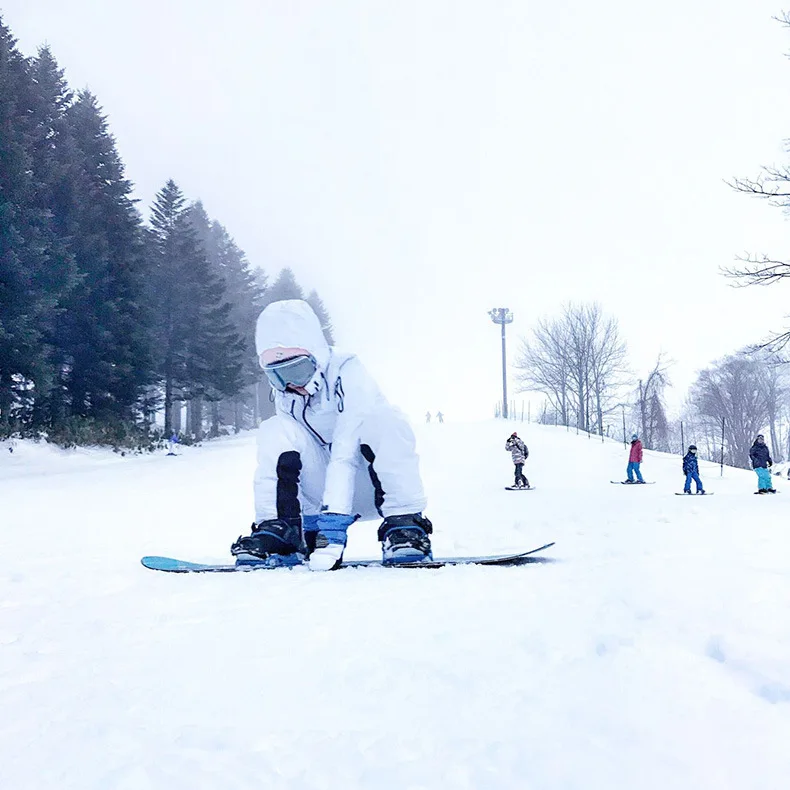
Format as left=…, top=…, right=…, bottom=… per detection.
left=722, top=255, right=790, bottom=286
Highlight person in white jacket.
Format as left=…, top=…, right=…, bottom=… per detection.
left=231, top=299, right=433, bottom=570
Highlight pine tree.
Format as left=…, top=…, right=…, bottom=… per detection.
left=184, top=203, right=249, bottom=403
left=148, top=181, right=196, bottom=433
left=263, top=267, right=305, bottom=304
left=203, top=215, right=266, bottom=432
left=0, top=21, right=77, bottom=427
left=305, top=290, right=335, bottom=345
left=48, top=90, right=151, bottom=423
left=148, top=182, right=244, bottom=435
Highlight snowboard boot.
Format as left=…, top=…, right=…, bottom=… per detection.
left=378, top=513, right=433, bottom=565
left=230, top=519, right=306, bottom=567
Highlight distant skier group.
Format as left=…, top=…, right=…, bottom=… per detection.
left=620, top=432, right=777, bottom=495
left=504, top=430, right=779, bottom=495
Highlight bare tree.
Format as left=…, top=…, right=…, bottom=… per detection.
left=636, top=356, right=671, bottom=450
left=514, top=303, right=628, bottom=432
left=756, top=352, right=788, bottom=461
left=724, top=12, right=790, bottom=355
left=515, top=318, right=570, bottom=426
left=674, top=396, right=720, bottom=461
left=692, top=355, right=771, bottom=469
left=586, top=305, right=630, bottom=434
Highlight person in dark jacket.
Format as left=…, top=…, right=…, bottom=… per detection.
left=682, top=445, right=704, bottom=494
left=505, top=432, right=529, bottom=488
left=749, top=435, right=775, bottom=493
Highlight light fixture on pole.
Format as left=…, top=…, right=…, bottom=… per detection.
left=488, top=308, right=513, bottom=419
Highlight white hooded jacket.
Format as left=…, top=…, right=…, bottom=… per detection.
left=255, top=300, right=389, bottom=514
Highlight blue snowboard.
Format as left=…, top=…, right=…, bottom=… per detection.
left=141, top=542, right=555, bottom=573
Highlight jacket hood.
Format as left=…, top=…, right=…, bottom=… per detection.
left=255, top=300, right=330, bottom=370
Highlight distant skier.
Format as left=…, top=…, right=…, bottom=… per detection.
left=505, top=432, right=529, bottom=488
left=749, top=434, right=775, bottom=494
left=231, top=299, right=433, bottom=571
left=167, top=433, right=179, bottom=456
left=625, top=434, right=645, bottom=483
left=436, top=411, right=444, bottom=423
left=682, top=445, right=704, bottom=494
left=425, top=411, right=432, bottom=423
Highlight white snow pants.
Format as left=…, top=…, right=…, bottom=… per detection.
left=253, top=407, right=427, bottom=524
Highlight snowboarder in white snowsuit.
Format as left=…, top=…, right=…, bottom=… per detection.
left=231, top=300, right=433, bottom=570
left=505, top=432, right=529, bottom=488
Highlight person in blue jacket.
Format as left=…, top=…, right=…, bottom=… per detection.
left=682, top=445, right=704, bottom=494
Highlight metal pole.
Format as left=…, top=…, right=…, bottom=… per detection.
left=638, top=380, right=644, bottom=442
left=622, top=404, right=626, bottom=448
left=680, top=421, right=684, bottom=456
left=500, top=319, right=508, bottom=419
left=720, top=417, right=725, bottom=476
left=489, top=308, right=511, bottom=420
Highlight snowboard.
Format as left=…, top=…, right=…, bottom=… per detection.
left=754, top=490, right=780, bottom=495
left=675, top=492, right=713, bottom=496
left=141, top=542, right=556, bottom=573
left=610, top=481, right=655, bottom=485
left=505, top=486, right=535, bottom=491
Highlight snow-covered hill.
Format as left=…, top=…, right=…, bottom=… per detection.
left=1, top=421, right=789, bottom=789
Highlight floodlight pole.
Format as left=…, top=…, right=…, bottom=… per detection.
left=489, top=308, right=513, bottom=419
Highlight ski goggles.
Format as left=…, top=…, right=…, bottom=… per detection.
left=262, top=354, right=318, bottom=392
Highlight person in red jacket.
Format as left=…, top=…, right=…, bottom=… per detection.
left=626, top=433, right=645, bottom=483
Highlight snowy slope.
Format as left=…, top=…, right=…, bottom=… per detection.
left=1, top=422, right=789, bottom=790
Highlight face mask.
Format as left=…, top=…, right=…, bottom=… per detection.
left=262, top=354, right=318, bottom=392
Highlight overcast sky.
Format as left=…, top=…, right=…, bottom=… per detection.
left=4, top=0, right=790, bottom=423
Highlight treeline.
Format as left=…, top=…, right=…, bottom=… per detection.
left=514, top=302, right=789, bottom=469
left=0, top=17, right=333, bottom=447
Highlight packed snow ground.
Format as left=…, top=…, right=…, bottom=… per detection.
left=1, top=421, right=789, bottom=790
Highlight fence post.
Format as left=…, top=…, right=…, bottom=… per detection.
left=720, top=417, right=725, bottom=477
left=621, top=405, right=626, bottom=448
